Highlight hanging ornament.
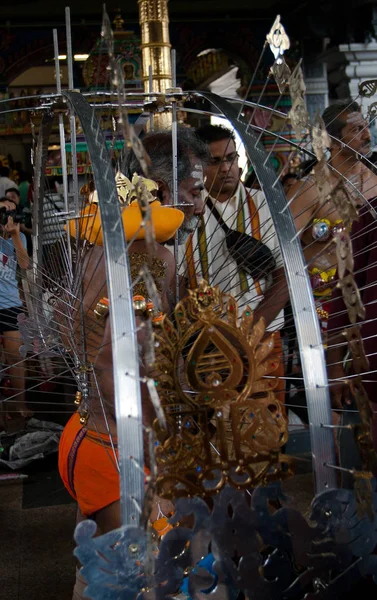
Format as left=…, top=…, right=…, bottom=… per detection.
left=266, top=15, right=291, bottom=93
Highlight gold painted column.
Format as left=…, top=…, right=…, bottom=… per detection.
left=138, top=0, right=173, bottom=126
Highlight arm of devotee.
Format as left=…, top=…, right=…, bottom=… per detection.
left=93, top=316, right=116, bottom=420
left=253, top=266, right=289, bottom=329
left=285, top=177, right=318, bottom=237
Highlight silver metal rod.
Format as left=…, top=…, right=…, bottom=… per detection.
left=320, top=423, right=353, bottom=430
left=54, top=28, right=73, bottom=281
left=58, top=115, right=73, bottom=281
left=171, top=48, right=177, bottom=88
left=53, top=29, right=62, bottom=95
left=148, top=65, right=154, bottom=132
left=70, top=113, right=80, bottom=260
left=64, top=90, right=144, bottom=527
left=65, top=6, right=74, bottom=90
left=171, top=49, right=180, bottom=304
left=324, top=463, right=356, bottom=475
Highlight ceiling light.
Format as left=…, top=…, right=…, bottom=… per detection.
left=57, top=54, right=89, bottom=61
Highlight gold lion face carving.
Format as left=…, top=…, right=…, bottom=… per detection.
left=152, top=280, right=293, bottom=499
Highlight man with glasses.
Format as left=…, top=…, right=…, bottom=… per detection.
left=192, top=124, right=288, bottom=400
left=193, top=124, right=288, bottom=329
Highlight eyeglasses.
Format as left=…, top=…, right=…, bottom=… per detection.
left=208, top=152, right=239, bottom=167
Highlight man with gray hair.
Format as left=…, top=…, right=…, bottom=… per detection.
left=124, top=127, right=210, bottom=244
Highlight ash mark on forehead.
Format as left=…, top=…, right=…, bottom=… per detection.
left=345, top=112, right=367, bottom=128
left=191, top=164, right=204, bottom=187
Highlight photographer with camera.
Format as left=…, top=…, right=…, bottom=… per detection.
left=0, top=196, right=32, bottom=419
left=5, top=187, right=32, bottom=255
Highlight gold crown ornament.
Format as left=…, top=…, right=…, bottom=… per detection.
left=152, top=280, right=294, bottom=499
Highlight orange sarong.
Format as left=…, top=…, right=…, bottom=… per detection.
left=58, top=412, right=120, bottom=517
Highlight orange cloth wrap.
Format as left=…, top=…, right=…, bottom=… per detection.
left=59, top=414, right=151, bottom=517
left=58, top=412, right=121, bottom=516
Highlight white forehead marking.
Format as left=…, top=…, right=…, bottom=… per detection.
left=346, top=112, right=366, bottom=126
left=191, top=164, right=203, bottom=186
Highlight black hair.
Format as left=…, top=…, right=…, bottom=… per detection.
left=19, top=170, right=31, bottom=183
left=322, top=100, right=361, bottom=140
left=5, top=187, right=20, bottom=197
left=0, top=166, right=10, bottom=178
left=195, top=123, right=236, bottom=145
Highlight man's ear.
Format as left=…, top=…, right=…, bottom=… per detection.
left=328, top=135, right=338, bottom=151
left=156, top=180, right=170, bottom=204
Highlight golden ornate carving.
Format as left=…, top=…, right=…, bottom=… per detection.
left=152, top=280, right=293, bottom=499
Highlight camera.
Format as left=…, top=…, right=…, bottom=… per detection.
left=0, top=206, right=27, bottom=227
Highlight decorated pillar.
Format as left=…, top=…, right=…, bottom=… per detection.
left=138, top=0, right=173, bottom=127
left=138, top=0, right=172, bottom=94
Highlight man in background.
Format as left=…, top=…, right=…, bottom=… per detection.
left=0, top=166, right=18, bottom=198
left=193, top=124, right=288, bottom=400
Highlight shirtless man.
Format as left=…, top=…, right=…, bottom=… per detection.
left=287, top=100, right=375, bottom=339
left=287, top=101, right=377, bottom=438
left=59, top=130, right=209, bottom=534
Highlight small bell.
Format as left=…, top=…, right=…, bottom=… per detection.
left=94, top=297, right=110, bottom=320
left=133, top=295, right=147, bottom=315
left=146, top=301, right=155, bottom=316
left=152, top=311, right=164, bottom=326
left=74, top=391, right=82, bottom=406
left=79, top=410, right=89, bottom=425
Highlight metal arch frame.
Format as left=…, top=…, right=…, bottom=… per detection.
left=63, top=91, right=144, bottom=526
left=32, top=111, right=54, bottom=300
left=197, top=92, right=337, bottom=492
